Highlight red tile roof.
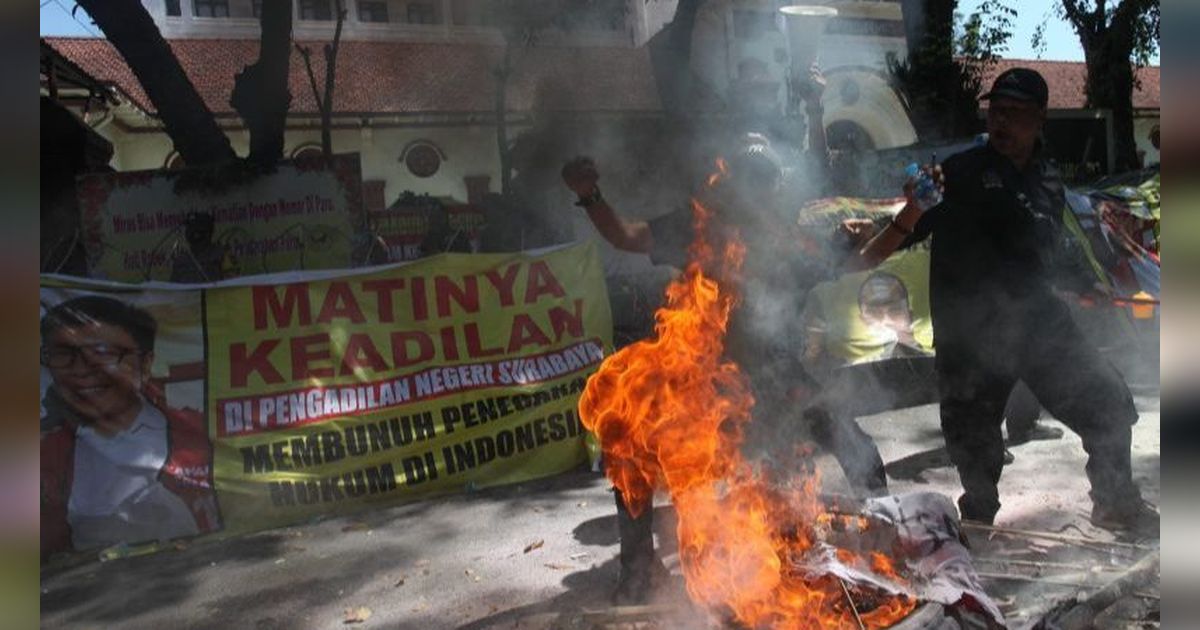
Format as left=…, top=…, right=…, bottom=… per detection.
left=980, top=58, right=1159, bottom=110
left=43, top=36, right=662, bottom=117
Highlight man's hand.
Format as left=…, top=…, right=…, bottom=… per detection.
left=902, top=164, right=944, bottom=211
left=796, top=62, right=827, bottom=105
left=561, top=156, right=599, bottom=199
left=837, top=218, right=878, bottom=248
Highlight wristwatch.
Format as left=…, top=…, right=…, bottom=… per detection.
left=575, top=187, right=604, bottom=208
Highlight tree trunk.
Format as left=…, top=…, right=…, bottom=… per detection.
left=1068, top=0, right=1154, bottom=173
left=660, top=0, right=703, bottom=116
left=321, top=1, right=347, bottom=160
left=231, top=0, right=293, bottom=165
left=496, top=43, right=514, bottom=196
left=893, top=0, right=972, bottom=142
left=77, top=0, right=235, bottom=166
left=1087, top=49, right=1140, bottom=172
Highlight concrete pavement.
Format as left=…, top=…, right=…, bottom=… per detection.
left=40, top=393, right=1160, bottom=629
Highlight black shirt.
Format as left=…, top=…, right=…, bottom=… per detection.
left=902, top=144, right=1090, bottom=352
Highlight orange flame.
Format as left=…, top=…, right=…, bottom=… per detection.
left=579, top=190, right=916, bottom=628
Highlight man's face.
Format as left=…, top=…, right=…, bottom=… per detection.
left=986, top=97, right=1045, bottom=160
left=43, top=322, right=150, bottom=425
left=861, top=299, right=913, bottom=336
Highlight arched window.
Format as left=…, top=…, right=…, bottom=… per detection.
left=291, top=143, right=324, bottom=162
left=164, top=150, right=186, bottom=170
left=826, top=120, right=876, bottom=153
left=400, top=140, right=446, bottom=178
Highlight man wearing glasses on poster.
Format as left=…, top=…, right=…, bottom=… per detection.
left=40, top=295, right=217, bottom=556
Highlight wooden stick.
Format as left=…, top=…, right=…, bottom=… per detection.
left=837, top=577, right=866, bottom=630
left=1044, top=551, right=1160, bottom=630
left=976, top=571, right=1099, bottom=588
left=974, top=557, right=1117, bottom=572
left=579, top=604, right=684, bottom=620
left=961, top=522, right=1153, bottom=550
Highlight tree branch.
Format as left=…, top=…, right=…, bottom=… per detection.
left=231, top=0, right=292, bottom=165
left=76, top=0, right=235, bottom=166
left=319, top=0, right=346, bottom=160
left=294, top=43, right=325, bottom=117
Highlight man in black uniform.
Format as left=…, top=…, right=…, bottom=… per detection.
left=857, top=68, right=1157, bottom=531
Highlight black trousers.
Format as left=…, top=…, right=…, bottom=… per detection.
left=1004, top=380, right=1043, bottom=436
left=614, top=489, right=655, bottom=578
left=739, top=354, right=889, bottom=495
left=937, top=307, right=1141, bottom=522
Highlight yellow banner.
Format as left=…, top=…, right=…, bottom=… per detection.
left=205, top=242, right=612, bottom=533
left=39, top=242, right=612, bottom=553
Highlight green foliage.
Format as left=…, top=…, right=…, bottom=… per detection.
left=956, top=0, right=1016, bottom=64
left=890, top=0, right=1014, bottom=141
left=1038, top=0, right=1159, bottom=68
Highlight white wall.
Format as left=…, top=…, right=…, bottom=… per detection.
left=146, top=0, right=634, bottom=45
left=1133, top=115, right=1160, bottom=167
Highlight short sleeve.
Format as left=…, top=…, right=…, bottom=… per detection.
left=647, top=206, right=694, bottom=268
left=898, top=204, right=942, bottom=250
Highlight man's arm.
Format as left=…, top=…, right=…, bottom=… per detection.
left=842, top=165, right=943, bottom=271
left=800, top=63, right=829, bottom=164
left=561, top=157, right=653, bottom=254
left=844, top=202, right=925, bottom=271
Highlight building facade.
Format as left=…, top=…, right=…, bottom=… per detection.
left=45, top=1, right=922, bottom=209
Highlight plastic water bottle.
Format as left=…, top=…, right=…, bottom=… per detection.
left=905, top=162, right=942, bottom=211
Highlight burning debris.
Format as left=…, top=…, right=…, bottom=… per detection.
left=578, top=189, right=1004, bottom=628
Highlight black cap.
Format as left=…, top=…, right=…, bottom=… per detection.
left=980, top=67, right=1049, bottom=108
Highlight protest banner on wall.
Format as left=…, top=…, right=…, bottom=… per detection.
left=77, top=154, right=364, bottom=282
left=39, top=241, right=612, bottom=552
left=797, top=197, right=934, bottom=370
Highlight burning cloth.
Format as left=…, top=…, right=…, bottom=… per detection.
left=861, top=492, right=1006, bottom=626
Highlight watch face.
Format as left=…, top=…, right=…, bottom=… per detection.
left=405, top=144, right=441, bottom=178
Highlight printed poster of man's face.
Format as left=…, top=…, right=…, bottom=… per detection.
left=39, top=290, right=220, bottom=555
left=856, top=272, right=932, bottom=360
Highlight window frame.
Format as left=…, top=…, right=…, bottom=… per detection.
left=406, top=1, right=438, bottom=25
left=192, top=0, right=231, bottom=18
left=298, top=0, right=334, bottom=21
left=358, top=0, right=389, bottom=23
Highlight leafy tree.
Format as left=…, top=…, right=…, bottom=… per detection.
left=486, top=0, right=630, bottom=194
left=1034, top=0, right=1159, bottom=171
left=891, top=0, right=1014, bottom=142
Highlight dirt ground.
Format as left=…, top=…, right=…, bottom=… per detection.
left=40, top=391, right=1159, bottom=630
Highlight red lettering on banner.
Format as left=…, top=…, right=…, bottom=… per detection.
left=410, top=277, right=429, bottom=320
left=231, top=340, right=284, bottom=387
left=439, top=326, right=460, bottom=361
left=361, top=279, right=406, bottom=322
left=464, top=322, right=504, bottom=357
left=340, top=333, right=390, bottom=376
left=549, top=299, right=585, bottom=341
left=253, top=284, right=312, bottom=330
left=508, top=314, right=552, bottom=353
left=316, top=281, right=366, bottom=324
left=435, top=275, right=480, bottom=317
left=524, top=261, right=566, bottom=303
left=291, top=333, right=334, bottom=379
left=391, top=330, right=435, bottom=366
left=483, top=264, right=520, bottom=307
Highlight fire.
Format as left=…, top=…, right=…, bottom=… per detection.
left=579, top=191, right=916, bottom=628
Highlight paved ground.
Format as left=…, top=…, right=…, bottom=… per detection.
left=40, top=392, right=1159, bottom=630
